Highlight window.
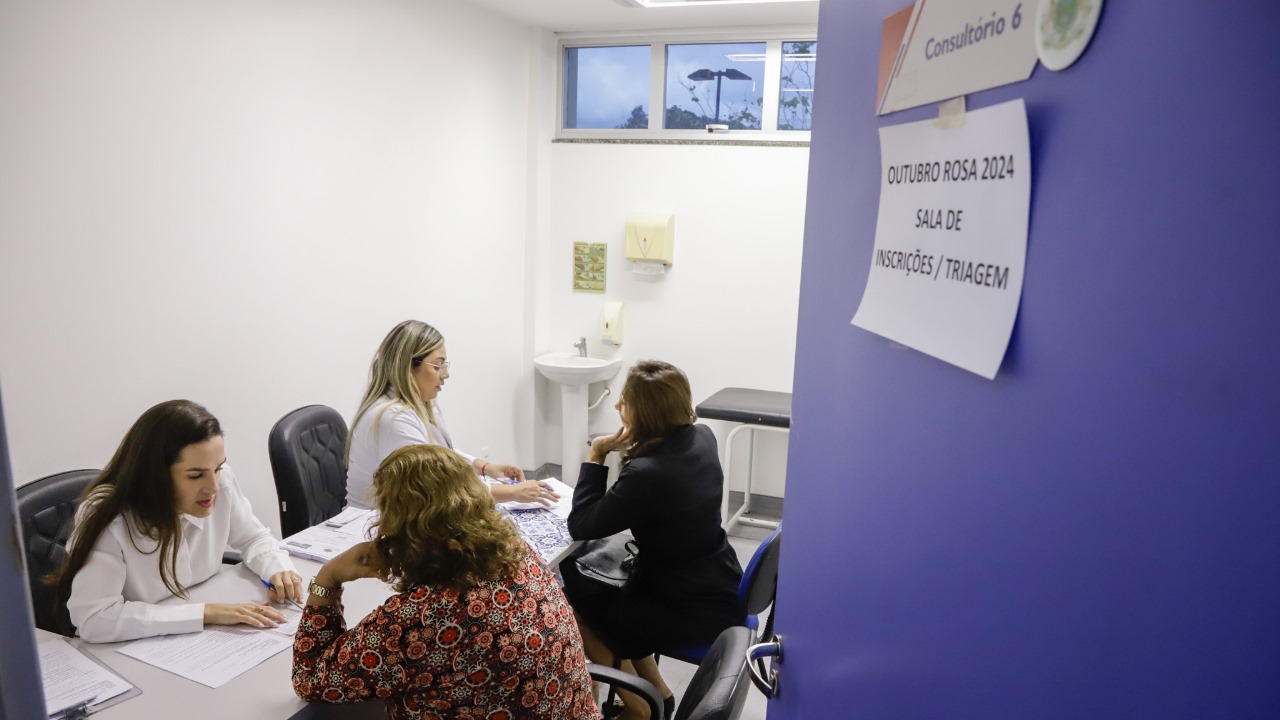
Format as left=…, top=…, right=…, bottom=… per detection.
left=665, top=42, right=765, bottom=130
left=558, top=33, right=818, bottom=141
left=563, top=45, right=651, bottom=130
left=778, top=41, right=816, bottom=131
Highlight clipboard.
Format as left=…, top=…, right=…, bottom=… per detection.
left=39, top=635, right=142, bottom=718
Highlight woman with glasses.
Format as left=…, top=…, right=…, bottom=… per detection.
left=344, top=320, right=556, bottom=509
left=563, top=360, right=744, bottom=720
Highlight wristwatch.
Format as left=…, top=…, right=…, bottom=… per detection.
left=308, top=578, right=340, bottom=598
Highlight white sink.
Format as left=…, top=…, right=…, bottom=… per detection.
left=535, top=352, right=622, bottom=479
left=534, top=352, right=621, bottom=386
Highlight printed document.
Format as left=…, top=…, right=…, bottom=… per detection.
left=497, top=477, right=574, bottom=519
left=39, top=636, right=135, bottom=717
left=117, top=624, right=294, bottom=689
left=261, top=604, right=303, bottom=637
left=282, top=508, right=376, bottom=562
left=324, top=506, right=369, bottom=527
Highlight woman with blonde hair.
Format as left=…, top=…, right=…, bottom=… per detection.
left=564, top=360, right=743, bottom=720
left=52, top=400, right=301, bottom=642
left=345, top=320, right=557, bottom=509
left=293, top=444, right=600, bottom=718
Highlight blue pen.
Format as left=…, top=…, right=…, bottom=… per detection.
left=261, top=578, right=305, bottom=610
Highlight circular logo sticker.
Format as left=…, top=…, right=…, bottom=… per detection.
left=1035, top=0, right=1103, bottom=71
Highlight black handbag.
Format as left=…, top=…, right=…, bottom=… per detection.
left=572, top=533, right=638, bottom=588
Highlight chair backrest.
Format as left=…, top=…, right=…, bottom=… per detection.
left=268, top=405, right=348, bottom=538
left=739, top=523, right=782, bottom=618
left=675, top=625, right=754, bottom=720
left=16, top=469, right=97, bottom=633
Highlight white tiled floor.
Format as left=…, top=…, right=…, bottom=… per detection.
left=655, top=534, right=769, bottom=720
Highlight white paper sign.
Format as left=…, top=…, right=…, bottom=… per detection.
left=852, top=99, right=1030, bottom=379
left=878, top=0, right=1038, bottom=115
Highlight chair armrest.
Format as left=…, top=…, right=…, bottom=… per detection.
left=588, top=663, right=665, bottom=720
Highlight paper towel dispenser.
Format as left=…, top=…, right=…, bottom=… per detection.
left=625, top=213, right=674, bottom=267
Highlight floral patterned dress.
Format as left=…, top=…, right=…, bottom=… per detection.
left=292, top=543, right=601, bottom=720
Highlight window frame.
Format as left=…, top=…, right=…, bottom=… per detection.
left=556, top=28, right=817, bottom=143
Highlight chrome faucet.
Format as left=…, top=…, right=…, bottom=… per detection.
left=573, top=337, right=588, bottom=358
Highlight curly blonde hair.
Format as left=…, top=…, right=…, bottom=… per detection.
left=371, top=444, right=522, bottom=591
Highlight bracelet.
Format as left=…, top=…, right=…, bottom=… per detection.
left=308, top=578, right=341, bottom=598
left=480, top=462, right=489, bottom=478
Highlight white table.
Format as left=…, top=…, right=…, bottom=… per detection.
left=39, top=509, right=579, bottom=720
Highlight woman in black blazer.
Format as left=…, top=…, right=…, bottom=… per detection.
left=564, top=360, right=743, bottom=720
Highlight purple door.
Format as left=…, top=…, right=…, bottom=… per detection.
left=767, top=1, right=1280, bottom=718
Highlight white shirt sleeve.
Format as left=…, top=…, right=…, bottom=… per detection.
left=221, top=469, right=294, bottom=581
left=348, top=405, right=434, bottom=509
left=347, top=402, right=479, bottom=508
left=389, top=409, right=477, bottom=465
left=66, top=524, right=204, bottom=644
left=385, top=409, right=433, bottom=453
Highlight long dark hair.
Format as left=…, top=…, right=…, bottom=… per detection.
left=620, top=360, right=697, bottom=463
left=50, top=400, right=223, bottom=633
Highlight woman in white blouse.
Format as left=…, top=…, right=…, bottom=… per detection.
left=52, top=400, right=303, bottom=643
left=344, top=320, right=558, bottom=510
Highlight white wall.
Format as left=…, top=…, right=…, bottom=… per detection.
left=543, top=142, right=808, bottom=497
left=0, top=0, right=809, bottom=531
left=0, top=0, right=536, bottom=534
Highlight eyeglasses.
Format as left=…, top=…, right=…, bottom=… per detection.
left=422, top=360, right=450, bottom=374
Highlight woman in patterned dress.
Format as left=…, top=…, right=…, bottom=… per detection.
left=292, top=444, right=600, bottom=720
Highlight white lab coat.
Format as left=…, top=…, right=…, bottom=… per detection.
left=344, top=398, right=475, bottom=509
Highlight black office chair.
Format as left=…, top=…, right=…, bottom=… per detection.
left=590, top=662, right=666, bottom=719
left=268, top=405, right=349, bottom=538
left=16, top=469, right=97, bottom=634
left=674, top=626, right=754, bottom=720
left=595, top=526, right=781, bottom=716
left=284, top=666, right=663, bottom=720
left=590, top=625, right=755, bottom=720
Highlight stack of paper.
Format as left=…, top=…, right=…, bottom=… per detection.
left=39, top=636, right=137, bottom=717
left=497, top=479, right=575, bottom=566
left=281, top=489, right=576, bottom=568
left=323, top=506, right=369, bottom=527
left=496, top=477, right=575, bottom=519
left=281, top=507, right=376, bottom=563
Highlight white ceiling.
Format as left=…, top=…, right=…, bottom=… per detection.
left=460, top=0, right=819, bottom=34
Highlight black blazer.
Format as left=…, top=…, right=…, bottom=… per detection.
left=568, top=424, right=743, bottom=634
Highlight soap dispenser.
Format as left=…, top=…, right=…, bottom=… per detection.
left=601, top=302, right=624, bottom=346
